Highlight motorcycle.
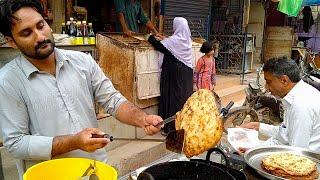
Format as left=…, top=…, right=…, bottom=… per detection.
left=299, top=52, right=320, bottom=91
left=222, top=64, right=282, bottom=132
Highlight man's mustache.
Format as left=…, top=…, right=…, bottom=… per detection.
left=35, top=39, right=53, bottom=50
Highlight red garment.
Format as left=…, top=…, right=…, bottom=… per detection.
left=193, top=55, right=216, bottom=90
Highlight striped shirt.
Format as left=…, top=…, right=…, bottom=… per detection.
left=0, top=48, right=127, bottom=176
left=114, top=0, right=149, bottom=32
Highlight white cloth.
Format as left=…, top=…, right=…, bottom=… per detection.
left=259, top=80, right=320, bottom=152
left=227, top=128, right=264, bottom=151
left=160, top=17, right=193, bottom=68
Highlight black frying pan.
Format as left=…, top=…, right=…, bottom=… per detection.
left=137, top=148, right=247, bottom=180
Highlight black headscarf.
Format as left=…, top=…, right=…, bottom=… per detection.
left=303, top=6, right=314, bottom=33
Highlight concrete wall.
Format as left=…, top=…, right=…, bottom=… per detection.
left=0, top=47, right=19, bottom=68
left=247, top=2, right=265, bottom=64
left=50, top=0, right=66, bottom=33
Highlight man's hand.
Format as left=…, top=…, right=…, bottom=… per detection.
left=239, top=122, right=260, bottom=131
left=74, top=128, right=109, bottom=153
left=142, top=115, right=163, bottom=135
left=51, top=128, right=109, bottom=157
left=238, top=147, right=249, bottom=154
left=124, top=29, right=135, bottom=37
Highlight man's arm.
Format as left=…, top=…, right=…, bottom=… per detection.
left=115, top=101, right=162, bottom=135
left=87, top=53, right=162, bottom=135
left=137, top=3, right=159, bottom=35
left=240, top=122, right=279, bottom=137
left=259, top=123, right=279, bottom=137
left=117, top=13, right=134, bottom=36
left=0, top=82, right=52, bottom=160
left=51, top=128, right=108, bottom=158
left=114, top=0, right=134, bottom=36
left=146, top=20, right=159, bottom=35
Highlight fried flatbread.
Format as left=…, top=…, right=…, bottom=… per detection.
left=261, top=152, right=319, bottom=180
left=175, top=89, right=223, bottom=158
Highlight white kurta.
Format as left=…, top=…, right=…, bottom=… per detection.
left=259, top=80, right=320, bottom=152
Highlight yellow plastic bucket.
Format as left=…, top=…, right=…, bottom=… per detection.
left=23, top=158, right=117, bottom=180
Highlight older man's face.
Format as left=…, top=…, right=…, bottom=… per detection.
left=9, top=7, right=54, bottom=60
left=264, top=71, right=287, bottom=98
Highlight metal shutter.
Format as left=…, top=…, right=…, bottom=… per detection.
left=162, top=0, right=211, bottom=39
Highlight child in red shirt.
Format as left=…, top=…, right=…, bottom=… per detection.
left=193, top=41, right=218, bottom=91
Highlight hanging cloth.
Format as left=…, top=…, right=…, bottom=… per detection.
left=302, top=0, right=320, bottom=6
left=277, top=0, right=304, bottom=17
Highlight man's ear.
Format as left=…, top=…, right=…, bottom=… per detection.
left=5, top=36, right=18, bottom=49
left=279, top=75, right=291, bottom=86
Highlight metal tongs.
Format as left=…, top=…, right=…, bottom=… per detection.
left=92, top=115, right=185, bottom=154
left=92, top=101, right=234, bottom=154
left=79, top=160, right=99, bottom=180
left=92, top=115, right=184, bottom=153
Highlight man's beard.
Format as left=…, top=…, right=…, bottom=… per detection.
left=21, top=39, right=55, bottom=60
left=34, top=39, right=55, bottom=59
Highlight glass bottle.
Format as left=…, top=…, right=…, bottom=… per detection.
left=82, top=21, right=89, bottom=45
left=88, top=23, right=95, bottom=45
left=69, top=17, right=76, bottom=36
left=66, top=21, right=71, bottom=35
left=61, top=22, right=66, bottom=34
left=75, top=21, right=83, bottom=45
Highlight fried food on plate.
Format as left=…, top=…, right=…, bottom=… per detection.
left=261, top=152, right=319, bottom=180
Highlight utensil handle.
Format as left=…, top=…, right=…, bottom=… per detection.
left=220, top=101, right=234, bottom=117
left=91, top=134, right=165, bottom=142
left=91, top=134, right=114, bottom=141
left=206, top=148, right=229, bottom=167
left=156, top=115, right=176, bottom=127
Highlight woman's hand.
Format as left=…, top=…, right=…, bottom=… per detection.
left=155, top=33, right=166, bottom=41
left=193, top=83, right=198, bottom=92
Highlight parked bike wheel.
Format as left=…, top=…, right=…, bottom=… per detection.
left=222, top=106, right=259, bottom=132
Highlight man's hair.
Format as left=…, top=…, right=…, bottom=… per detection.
left=263, top=56, right=301, bottom=83
left=0, top=0, right=44, bottom=37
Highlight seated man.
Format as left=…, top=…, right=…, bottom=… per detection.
left=114, top=0, right=159, bottom=36
left=241, top=56, right=320, bottom=152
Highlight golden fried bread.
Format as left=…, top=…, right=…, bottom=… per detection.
left=261, top=152, right=319, bottom=179
left=175, top=89, right=223, bottom=158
